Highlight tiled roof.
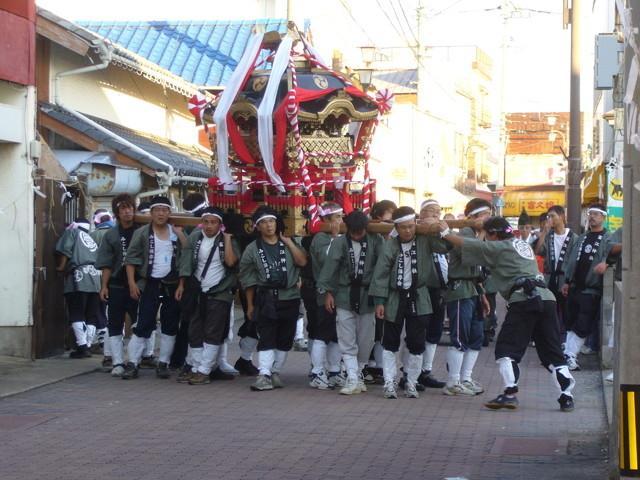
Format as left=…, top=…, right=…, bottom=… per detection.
left=40, top=102, right=211, bottom=177
left=78, top=20, right=288, bottom=87
left=374, top=69, right=417, bottom=94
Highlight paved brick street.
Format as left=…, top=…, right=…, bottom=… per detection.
left=0, top=337, right=608, bottom=480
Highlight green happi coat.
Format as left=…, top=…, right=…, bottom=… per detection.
left=178, top=228, right=241, bottom=303
left=444, top=227, right=483, bottom=302
left=315, top=233, right=384, bottom=314
left=124, top=224, right=182, bottom=290
left=562, top=230, right=613, bottom=296
left=460, top=237, right=556, bottom=304
left=536, top=229, right=578, bottom=288
left=239, top=238, right=305, bottom=301
left=368, top=235, right=450, bottom=322
left=55, top=228, right=101, bottom=294
left=95, top=225, right=138, bottom=287
left=310, top=232, right=339, bottom=305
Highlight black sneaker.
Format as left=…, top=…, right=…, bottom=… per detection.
left=101, top=356, right=113, bottom=371
left=234, top=357, right=259, bottom=376
left=140, top=356, right=156, bottom=369
left=156, top=362, right=171, bottom=379
left=121, top=362, right=139, bottom=379
left=485, top=394, right=519, bottom=410
left=418, top=371, right=446, bottom=389
left=398, top=375, right=425, bottom=391
left=69, top=345, right=91, bottom=359
left=558, top=394, right=575, bottom=412
left=210, top=367, right=235, bottom=381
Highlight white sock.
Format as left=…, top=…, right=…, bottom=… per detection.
left=295, top=317, right=305, bottom=340
left=497, top=357, right=518, bottom=390
left=127, top=334, right=146, bottom=366
left=239, top=336, right=258, bottom=361
left=273, top=350, right=288, bottom=373
left=373, top=342, right=384, bottom=367
left=85, top=324, right=97, bottom=347
left=99, top=329, right=110, bottom=354
left=461, top=350, right=479, bottom=382
left=564, top=331, right=585, bottom=359
left=311, top=340, right=327, bottom=375
left=218, top=342, right=239, bottom=373
left=406, top=353, right=422, bottom=386
left=71, top=322, right=88, bottom=347
left=258, top=350, right=275, bottom=376
left=145, top=330, right=156, bottom=357
left=446, top=347, right=464, bottom=386
left=158, top=333, right=176, bottom=364
left=382, top=349, right=397, bottom=384
left=422, top=342, right=437, bottom=372
left=197, top=343, right=220, bottom=375
left=343, top=354, right=359, bottom=381
left=109, top=335, right=124, bottom=365
left=190, top=347, right=203, bottom=372
left=327, top=341, right=342, bottom=373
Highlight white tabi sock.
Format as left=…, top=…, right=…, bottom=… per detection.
left=564, top=331, right=585, bottom=359
left=109, top=335, right=125, bottom=366
left=71, top=322, right=88, bottom=347
left=311, top=340, right=327, bottom=375
left=85, top=324, right=97, bottom=347
left=258, top=350, right=275, bottom=376
left=307, top=338, right=315, bottom=358
left=127, top=334, right=146, bottom=366
left=295, top=316, right=305, bottom=340
left=406, top=353, right=422, bottom=386
left=550, top=364, right=576, bottom=397
left=382, top=349, right=397, bottom=384
left=446, top=347, right=464, bottom=386
left=145, top=330, right=156, bottom=357
left=99, top=329, right=110, bottom=353
left=461, top=350, right=479, bottom=383
left=158, top=333, right=176, bottom=364
left=239, top=336, right=258, bottom=361
left=327, top=341, right=342, bottom=373
left=190, top=347, right=203, bottom=372
left=218, top=342, right=239, bottom=373
left=343, top=354, right=359, bottom=381
left=197, top=343, right=219, bottom=375
left=373, top=341, right=384, bottom=368
left=496, top=357, right=518, bottom=390
left=273, top=350, right=288, bottom=373
left=422, top=342, right=437, bottom=372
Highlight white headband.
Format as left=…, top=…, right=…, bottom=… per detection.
left=201, top=212, right=223, bottom=222
left=420, top=200, right=439, bottom=210
left=320, top=206, right=343, bottom=217
left=254, top=214, right=277, bottom=227
left=588, top=208, right=607, bottom=216
left=468, top=206, right=491, bottom=217
left=150, top=202, right=172, bottom=211
left=138, top=208, right=150, bottom=214
left=393, top=214, right=417, bottom=224
left=188, top=200, right=209, bottom=213
left=93, top=212, right=111, bottom=224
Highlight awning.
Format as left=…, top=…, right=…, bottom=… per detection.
left=582, top=163, right=606, bottom=205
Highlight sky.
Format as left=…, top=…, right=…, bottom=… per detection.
left=36, top=0, right=581, bottom=113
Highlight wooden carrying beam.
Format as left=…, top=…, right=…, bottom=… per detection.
left=135, top=213, right=201, bottom=227
left=318, top=219, right=475, bottom=235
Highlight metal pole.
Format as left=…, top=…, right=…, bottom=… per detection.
left=566, top=0, right=582, bottom=231
left=618, top=1, right=640, bottom=477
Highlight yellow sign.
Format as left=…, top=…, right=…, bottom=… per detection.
left=502, top=190, right=565, bottom=217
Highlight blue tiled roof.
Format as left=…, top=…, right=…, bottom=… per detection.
left=78, top=20, right=288, bottom=86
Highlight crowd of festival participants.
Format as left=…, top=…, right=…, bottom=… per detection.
left=55, top=191, right=622, bottom=411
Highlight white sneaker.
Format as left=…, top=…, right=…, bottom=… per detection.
left=309, top=372, right=331, bottom=390
left=357, top=373, right=367, bottom=393
left=328, top=372, right=346, bottom=388
left=111, top=365, right=125, bottom=377
left=404, top=382, right=419, bottom=398
left=340, top=377, right=361, bottom=395
left=462, top=379, right=484, bottom=395
left=442, top=382, right=475, bottom=396
left=383, top=381, right=398, bottom=399
left=565, top=356, right=581, bottom=371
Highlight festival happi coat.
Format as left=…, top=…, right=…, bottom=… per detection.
left=188, top=26, right=393, bottom=235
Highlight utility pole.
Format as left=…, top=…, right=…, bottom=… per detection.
left=566, top=0, right=582, bottom=231
left=618, top=2, right=640, bottom=477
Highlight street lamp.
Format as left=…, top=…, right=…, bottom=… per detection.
left=355, top=68, right=374, bottom=88
left=359, top=46, right=377, bottom=65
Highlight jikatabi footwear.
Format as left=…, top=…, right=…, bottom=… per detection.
left=251, top=374, right=274, bottom=391
left=111, top=364, right=125, bottom=377
left=399, top=375, right=425, bottom=391
left=383, top=381, right=398, bottom=399
left=442, top=383, right=475, bottom=396
left=234, top=357, right=259, bottom=376
left=188, top=372, right=211, bottom=385
left=101, top=356, right=113, bottom=371
left=156, top=362, right=171, bottom=379
left=309, top=372, right=331, bottom=390
left=121, top=362, right=138, bottom=379
left=462, top=379, right=484, bottom=395
left=210, top=368, right=235, bottom=381
left=558, top=394, right=575, bottom=412
left=404, top=382, right=419, bottom=399
left=485, top=394, right=519, bottom=410
left=418, top=371, right=446, bottom=389
left=69, top=346, right=91, bottom=359
left=139, top=356, right=156, bottom=369
left=271, top=373, right=284, bottom=389
left=565, top=355, right=581, bottom=371
left=176, top=365, right=193, bottom=383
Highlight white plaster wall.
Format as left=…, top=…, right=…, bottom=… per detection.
left=0, top=81, right=35, bottom=329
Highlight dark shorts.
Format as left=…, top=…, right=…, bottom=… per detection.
left=256, top=297, right=300, bottom=352
left=313, top=305, right=338, bottom=343
left=132, top=279, right=180, bottom=338
left=567, top=289, right=601, bottom=339
left=447, top=297, right=484, bottom=351
left=188, top=295, right=231, bottom=347
left=65, top=291, right=100, bottom=326
left=106, top=284, right=138, bottom=336
left=426, top=287, right=445, bottom=344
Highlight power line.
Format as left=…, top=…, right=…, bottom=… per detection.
left=375, top=0, right=413, bottom=49
left=392, top=0, right=418, bottom=45
left=337, top=0, right=377, bottom=46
